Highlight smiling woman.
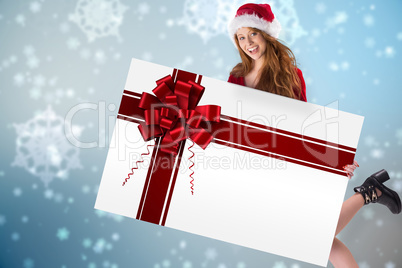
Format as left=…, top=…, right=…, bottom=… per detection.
left=227, top=3, right=306, bottom=102
left=227, top=3, right=401, bottom=268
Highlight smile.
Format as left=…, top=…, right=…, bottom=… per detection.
left=247, top=46, right=258, bottom=53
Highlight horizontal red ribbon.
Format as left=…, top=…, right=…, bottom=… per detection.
left=118, top=90, right=355, bottom=176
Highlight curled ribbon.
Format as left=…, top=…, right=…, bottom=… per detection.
left=137, top=75, right=221, bottom=156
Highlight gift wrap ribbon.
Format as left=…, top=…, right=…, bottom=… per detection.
left=117, top=68, right=356, bottom=226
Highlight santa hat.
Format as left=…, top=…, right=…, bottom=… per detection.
left=228, top=3, right=281, bottom=42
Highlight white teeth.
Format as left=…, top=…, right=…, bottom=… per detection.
left=248, top=47, right=257, bottom=52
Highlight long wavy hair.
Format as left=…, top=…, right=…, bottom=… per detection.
left=230, top=27, right=301, bottom=99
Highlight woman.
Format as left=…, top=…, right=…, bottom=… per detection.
left=227, top=3, right=401, bottom=267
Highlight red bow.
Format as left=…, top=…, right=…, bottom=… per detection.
left=137, top=75, right=221, bottom=155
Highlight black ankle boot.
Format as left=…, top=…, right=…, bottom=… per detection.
left=354, top=169, right=401, bottom=214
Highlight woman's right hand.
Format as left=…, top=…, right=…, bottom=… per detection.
left=343, top=160, right=359, bottom=179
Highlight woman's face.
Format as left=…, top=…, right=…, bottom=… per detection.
left=236, top=27, right=267, bottom=62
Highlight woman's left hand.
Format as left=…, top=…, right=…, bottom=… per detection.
left=343, top=160, right=359, bottom=179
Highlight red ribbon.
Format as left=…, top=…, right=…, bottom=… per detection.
left=137, top=75, right=221, bottom=155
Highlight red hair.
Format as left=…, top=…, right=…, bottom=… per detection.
left=230, top=27, right=301, bottom=99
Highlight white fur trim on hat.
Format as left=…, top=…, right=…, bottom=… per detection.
left=228, top=13, right=281, bottom=43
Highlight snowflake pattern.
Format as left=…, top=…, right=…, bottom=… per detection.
left=1, top=1, right=402, bottom=267
left=23, top=258, right=35, bottom=268
left=93, top=238, right=113, bottom=254
left=273, top=261, right=287, bottom=268
left=270, top=0, right=307, bottom=45
left=69, top=0, right=128, bottom=42
left=83, top=238, right=93, bottom=248
left=177, top=0, right=306, bottom=45
left=12, top=106, right=82, bottom=187
left=177, top=0, right=243, bottom=43
left=94, top=209, right=124, bottom=222
left=0, top=214, right=6, bottom=226
left=57, top=227, right=70, bottom=241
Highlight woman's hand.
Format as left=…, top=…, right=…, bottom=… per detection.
left=343, top=160, right=359, bottom=179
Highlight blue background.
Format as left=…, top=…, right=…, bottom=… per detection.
left=1, top=0, right=401, bottom=267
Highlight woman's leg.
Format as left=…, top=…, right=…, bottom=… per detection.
left=335, top=193, right=364, bottom=235
left=329, top=238, right=359, bottom=268
left=330, top=191, right=381, bottom=266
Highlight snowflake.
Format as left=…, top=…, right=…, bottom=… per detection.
left=183, top=261, right=192, bottom=268
left=93, top=238, right=108, bottom=254
left=326, top=11, right=348, bottom=28
left=385, top=261, right=395, bottom=268
left=363, top=14, right=374, bottom=26
left=60, top=22, right=70, bottom=33
left=358, top=262, right=370, bottom=268
left=315, top=3, right=326, bottom=14
left=27, top=56, right=40, bottom=69
left=205, top=248, right=217, bottom=260
left=364, top=135, right=378, bottom=147
left=12, top=106, right=82, bottom=187
left=341, top=61, right=349, bottom=70
left=0, top=214, right=6, bottom=226
left=23, top=258, right=35, bottom=268
left=311, top=28, right=320, bottom=38
left=179, top=240, right=186, bottom=249
left=162, top=259, right=170, bottom=267
left=10, top=55, right=18, bottom=63
left=141, top=52, right=153, bottom=61
left=361, top=207, right=375, bottom=220
left=80, top=48, right=92, bottom=59
left=14, top=73, right=25, bottom=87
left=11, top=232, right=20, bottom=241
left=273, top=261, right=287, bottom=268
left=22, top=216, right=29, bottom=223
left=54, top=192, right=64, bottom=203
left=370, top=148, right=384, bottom=159
left=111, top=233, right=120, bottom=241
left=82, top=184, right=91, bottom=193
left=33, top=74, right=46, bottom=87
left=57, top=227, right=70, bottom=241
left=69, top=0, right=128, bottom=42
left=15, top=14, right=26, bottom=26
left=271, top=0, right=308, bottom=45
left=30, top=87, right=41, bottom=99
left=364, top=37, right=375, bottom=48
left=137, top=2, right=150, bottom=15
left=384, top=46, right=395, bottom=58
left=178, top=0, right=306, bottom=45
left=160, top=6, right=167, bottom=13
left=44, top=188, right=54, bottom=199
left=83, top=238, right=93, bottom=248
left=94, top=210, right=124, bottom=222
left=329, top=62, right=339, bottom=71
left=177, top=0, right=245, bottom=43
left=30, top=1, right=41, bottom=13
left=67, top=37, right=81, bottom=50
left=237, top=262, right=246, bottom=268
left=94, top=49, right=107, bottom=64
left=23, top=46, right=35, bottom=56
left=13, top=188, right=22, bottom=197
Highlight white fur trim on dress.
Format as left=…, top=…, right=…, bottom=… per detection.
left=228, top=13, right=281, bottom=43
